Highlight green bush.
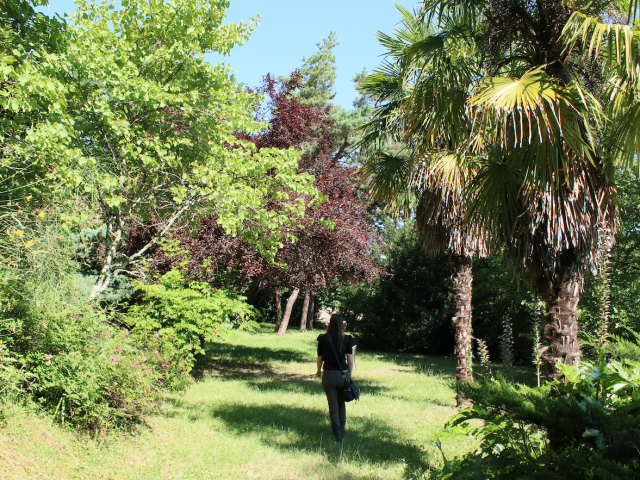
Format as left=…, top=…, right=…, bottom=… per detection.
left=1, top=284, right=160, bottom=431
left=0, top=205, right=161, bottom=431
left=580, top=173, right=640, bottom=348
left=432, top=347, right=640, bottom=479
left=471, top=256, right=538, bottom=364
left=25, top=319, right=157, bottom=431
left=338, top=220, right=453, bottom=354
left=124, top=269, right=260, bottom=372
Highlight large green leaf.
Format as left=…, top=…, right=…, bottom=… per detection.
left=469, top=70, right=600, bottom=172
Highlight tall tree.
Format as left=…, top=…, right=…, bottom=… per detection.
left=363, top=0, right=634, bottom=380
left=299, top=290, right=311, bottom=332
left=306, top=292, right=315, bottom=330
left=247, top=73, right=383, bottom=334
left=296, top=33, right=373, bottom=167
left=298, top=31, right=338, bottom=107
left=148, top=73, right=382, bottom=334
left=357, top=7, right=489, bottom=404
left=277, top=288, right=300, bottom=336
left=1, top=0, right=320, bottom=301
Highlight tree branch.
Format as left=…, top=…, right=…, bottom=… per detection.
left=332, top=136, right=350, bottom=163
left=128, top=195, right=201, bottom=263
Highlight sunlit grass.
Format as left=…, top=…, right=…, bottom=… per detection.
left=0, top=324, right=480, bottom=479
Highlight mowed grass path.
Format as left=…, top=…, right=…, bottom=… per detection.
left=0, top=325, right=477, bottom=479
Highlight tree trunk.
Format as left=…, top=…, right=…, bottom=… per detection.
left=89, top=216, right=124, bottom=301
left=307, top=293, right=315, bottom=330
left=91, top=196, right=198, bottom=301
left=277, top=288, right=300, bottom=336
left=274, top=289, right=282, bottom=333
left=543, top=253, right=582, bottom=382
left=300, top=290, right=310, bottom=332
left=450, top=253, right=473, bottom=407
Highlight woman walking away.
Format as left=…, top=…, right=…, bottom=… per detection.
left=315, top=314, right=355, bottom=444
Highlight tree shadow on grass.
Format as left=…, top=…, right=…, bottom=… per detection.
left=193, top=342, right=310, bottom=379
left=195, top=354, right=389, bottom=397
left=206, top=342, right=311, bottom=364
left=247, top=375, right=389, bottom=396
left=364, top=350, right=456, bottom=377
left=210, top=403, right=431, bottom=479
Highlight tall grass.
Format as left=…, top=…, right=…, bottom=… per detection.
left=0, top=325, right=478, bottom=479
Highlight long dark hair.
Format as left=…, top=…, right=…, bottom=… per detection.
left=326, top=314, right=345, bottom=353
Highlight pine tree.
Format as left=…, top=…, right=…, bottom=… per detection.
left=298, top=31, right=338, bottom=107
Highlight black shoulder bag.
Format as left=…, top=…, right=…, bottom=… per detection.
left=325, top=334, right=360, bottom=402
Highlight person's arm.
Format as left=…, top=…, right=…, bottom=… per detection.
left=347, top=354, right=354, bottom=377
left=316, top=356, right=323, bottom=377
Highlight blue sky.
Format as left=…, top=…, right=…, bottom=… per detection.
left=37, top=0, right=419, bottom=108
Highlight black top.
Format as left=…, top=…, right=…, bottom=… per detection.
left=317, top=333, right=354, bottom=371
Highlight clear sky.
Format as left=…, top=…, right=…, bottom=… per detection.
left=37, top=1, right=419, bottom=108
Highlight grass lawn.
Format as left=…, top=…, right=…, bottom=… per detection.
left=0, top=324, right=483, bottom=479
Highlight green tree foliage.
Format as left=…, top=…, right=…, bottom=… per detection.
left=580, top=172, right=640, bottom=341
left=338, top=220, right=453, bottom=353
left=0, top=204, right=160, bottom=431
left=298, top=31, right=338, bottom=107
left=331, top=68, right=378, bottom=166
left=355, top=0, right=640, bottom=380
left=2, top=0, right=320, bottom=301
left=338, top=227, right=543, bottom=360
left=0, top=0, right=321, bottom=430
left=472, top=256, right=538, bottom=363
left=124, top=268, right=259, bottom=369
left=292, top=33, right=373, bottom=166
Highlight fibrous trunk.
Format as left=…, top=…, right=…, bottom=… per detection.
left=450, top=253, right=473, bottom=407
left=274, top=289, right=282, bottom=333
left=543, top=255, right=582, bottom=382
left=277, top=288, right=300, bottom=336
left=300, top=290, right=310, bottom=332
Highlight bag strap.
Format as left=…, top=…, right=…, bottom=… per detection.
left=324, top=334, right=349, bottom=383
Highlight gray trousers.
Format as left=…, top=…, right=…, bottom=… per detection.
left=322, top=369, right=350, bottom=442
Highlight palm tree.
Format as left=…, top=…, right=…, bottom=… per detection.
left=357, top=6, right=490, bottom=405
left=361, top=0, right=640, bottom=380
left=455, top=0, right=623, bottom=380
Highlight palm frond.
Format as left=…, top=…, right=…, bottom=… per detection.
left=562, top=12, right=639, bottom=79
left=466, top=151, right=524, bottom=249
left=415, top=151, right=489, bottom=258
left=469, top=70, right=600, bottom=171
left=356, top=61, right=409, bottom=149
left=356, top=151, right=417, bottom=217
left=406, top=59, right=473, bottom=150
left=419, top=0, right=487, bottom=30
left=411, top=151, right=473, bottom=193
left=607, top=101, right=640, bottom=169
left=467, top=146, right=615, bottom=291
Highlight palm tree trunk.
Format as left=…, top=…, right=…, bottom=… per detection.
left=274, top=289, right=282, bottom=333
left=543, top=253, right=582, bottom=382
left=307, top=293, right=315, bottom=330
left=277, top=288, right=300, bottom=336
left=300, top=290, right=310, bottom=332
left=450, top=253, right=473, bottom=407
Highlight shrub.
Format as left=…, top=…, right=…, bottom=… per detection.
left=2, top=285, right=160, bottom=431
left=432, top=350, right=640, bottom=479
left=338, top=220, right=453, bottom=354
left=25, top=320, right=158, bottom=431
left=0, top=205, right=160, bottom=431
left=124, top=269, right=260, bottom=371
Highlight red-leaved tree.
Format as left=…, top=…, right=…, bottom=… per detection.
left=145, top=72, right=382, bottom=334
